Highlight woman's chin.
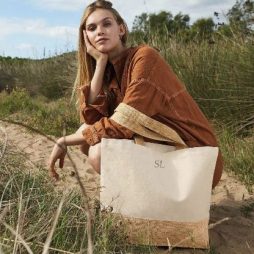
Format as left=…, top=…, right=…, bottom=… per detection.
left=96, top=45, right=110, bottom=53
left=98, top=48, right=109, bottom=54
left=98, top=49, right=109, bottom=54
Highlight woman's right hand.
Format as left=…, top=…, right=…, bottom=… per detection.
left=83, top=30, right=108, bottom=63
left=48, top=138, right=67, bottom=181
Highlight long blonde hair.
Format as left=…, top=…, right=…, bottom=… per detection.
left=73, top=0, right=129, bottom=121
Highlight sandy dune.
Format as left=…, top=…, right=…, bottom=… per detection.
left=0, top=120, right=253, bottom=254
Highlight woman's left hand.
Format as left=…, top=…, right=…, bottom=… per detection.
left=83, top=30, right=108, bottom=63
left=48, top=138, right=67, bottom=181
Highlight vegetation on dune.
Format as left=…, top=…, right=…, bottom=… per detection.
left=0, top=52, right=76, bottom=99
left=0, top=0, right=253, bottom=252
left=0, top=89, right=79, bottom=136
left=0, top=144, right=157, bottom=253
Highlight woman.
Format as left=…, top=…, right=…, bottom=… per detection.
left=48, top=0, right=223, bottom=188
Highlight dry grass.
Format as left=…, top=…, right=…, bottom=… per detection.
left=0, top=30, right=253, bottom=253
left=0, top=139, right=156, bottom=253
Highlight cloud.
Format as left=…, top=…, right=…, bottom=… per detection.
left=0, top=18, right=78, bottom=39
left=24, top=0, right=234, bottom=27
left=110, top=0, right=234, bottom=28
left=15, top=43, right=35, bottom=50
left=27, top=0, right=86, bottom=11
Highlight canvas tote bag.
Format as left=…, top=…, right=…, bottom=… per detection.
left=100, top=103, right=218, bottom=248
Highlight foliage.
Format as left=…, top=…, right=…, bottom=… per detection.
left=0, top=88, right=79, bottom=136
left=227, top=0, right=254, bottom=34
left=218, top=127, right=254, bottom=191
left=0, top=145, right=156, bottom=253
left=0, top=52, right=77, bottom=99
left=191, top=18, right=215, bottom=40
left=131, top=0, right=254, bottom=42
left=132, top=10, right=190, bottom=40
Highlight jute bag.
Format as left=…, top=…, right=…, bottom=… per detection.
left=100, top=103, right=218, bottom=248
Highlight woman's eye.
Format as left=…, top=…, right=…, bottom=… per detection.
left=87, top=26, right=96, bottom=31
left=104, top=22, right=111, bottom=27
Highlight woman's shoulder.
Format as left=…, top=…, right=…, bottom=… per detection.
left=131, top=44, right=161, bottom=60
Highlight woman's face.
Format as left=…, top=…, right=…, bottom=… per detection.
left=85, top=9, right=125, bottom=54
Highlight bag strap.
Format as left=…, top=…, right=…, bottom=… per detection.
left=110, top=103, right=187, bottom=148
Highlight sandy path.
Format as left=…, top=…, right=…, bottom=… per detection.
left=0, top=121, right=253, bottom=254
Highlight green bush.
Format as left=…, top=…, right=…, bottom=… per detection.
left=218, top=127, right=254, bottom=191
left=0, top=88, right=79, bottom=136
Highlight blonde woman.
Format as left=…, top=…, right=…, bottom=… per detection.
left=48, top=0, right=223, bottom=188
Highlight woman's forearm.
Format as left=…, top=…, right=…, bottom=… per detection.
left=88, top=57, right=108, bottom=104
left=58, top=132, right=88, bottom=146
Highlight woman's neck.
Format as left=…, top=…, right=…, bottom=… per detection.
left=109, top=44, right=128, bottom=63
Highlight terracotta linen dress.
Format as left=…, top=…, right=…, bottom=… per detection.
left=80, top=44, right=223, bottom=188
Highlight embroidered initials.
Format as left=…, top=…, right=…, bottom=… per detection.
left=154, top=160, right=165, bottom=168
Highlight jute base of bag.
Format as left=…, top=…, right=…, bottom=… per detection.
left=100, top=103, right=218, bottom=248
left=113, top=213, right=209, bottom=248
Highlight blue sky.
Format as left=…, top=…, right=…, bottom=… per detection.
left=0, top=0, right=237, bottom=59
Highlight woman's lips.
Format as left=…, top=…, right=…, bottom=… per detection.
left=96, top=38, right=108, bottom=44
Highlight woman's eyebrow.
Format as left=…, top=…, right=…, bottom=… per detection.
left=86, top=17, right=113, bottom=28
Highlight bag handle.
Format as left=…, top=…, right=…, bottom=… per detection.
left=110, top=103, right=187, bottom=148
left=133, top=134, right=145, bottom=146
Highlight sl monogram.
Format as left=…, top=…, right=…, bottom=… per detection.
left=154, top=160, right=165, bottom=168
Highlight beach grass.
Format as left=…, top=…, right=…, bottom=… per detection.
left=0, top=31, right=253, bottom=253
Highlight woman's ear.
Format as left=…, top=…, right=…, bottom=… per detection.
left=119, top=24, right=125, bottom=37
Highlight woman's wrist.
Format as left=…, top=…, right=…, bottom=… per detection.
left=57, top=137, right=67, bottom=150
left=96, top=55, right=108, bottom=66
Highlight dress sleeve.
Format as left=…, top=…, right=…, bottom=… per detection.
left=80, top=85, right=109, bottom=124
left=82, top=47, right=165, bottom=146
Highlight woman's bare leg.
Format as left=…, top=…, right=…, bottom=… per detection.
left=76, top=123, right=101, bottom=174
left=87, top=143, right=101, bottom=174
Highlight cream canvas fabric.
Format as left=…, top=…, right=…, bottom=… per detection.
left=101, top=139, right=218, bottom=222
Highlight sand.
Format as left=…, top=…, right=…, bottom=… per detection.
left=0, top=120, right=253, bottom=254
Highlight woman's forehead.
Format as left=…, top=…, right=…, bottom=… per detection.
left=86, top=9, right=115, bottom=26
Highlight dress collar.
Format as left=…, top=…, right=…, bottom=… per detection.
left=110, top=47, right=133, bottom=84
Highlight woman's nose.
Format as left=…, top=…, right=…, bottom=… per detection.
left=97, top=25, right=105, bottom=35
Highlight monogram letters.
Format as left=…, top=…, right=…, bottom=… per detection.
left=154, top=160, right=165, bottom=168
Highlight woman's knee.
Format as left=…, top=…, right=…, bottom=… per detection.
left=76, top=123, right=91, bottom=155
left=76, top=122, right=91, bottom=135
left=87, top=143, right=101, bottom=174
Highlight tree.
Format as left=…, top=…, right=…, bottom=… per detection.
left=132, top=13, right=149, bottom=33
left=227, top=0, right=254, bottom=34
left=191, top=18, right=215, bottom=40
left=149, top=11, right=173, bottom=34
left=171, top=12, right=190, bottom=34
left=132, top=11, right=190, bottom=35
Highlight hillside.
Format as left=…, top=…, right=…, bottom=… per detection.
left=0, top=52, right=77, bottom=99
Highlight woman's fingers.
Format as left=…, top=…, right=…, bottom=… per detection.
left=83, top=30, right=88, bottom=44
left=48, top=141, right=66, bottom=181
left=83, top=30, right=108, bottom=62
left=59, top=154, right=65, bottom=168
left=50, top=166, right=59, bottom=181
left=83, top=30, right=94, bottom=56
left=83, top=30, right=92, bottom=51
left=48, top=159, right=59, bottom=181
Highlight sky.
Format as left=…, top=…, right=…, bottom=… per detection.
left=0, top=0, right=237, bottom=59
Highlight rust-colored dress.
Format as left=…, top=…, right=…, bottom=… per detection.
left=80, top=44, right=223, bottom=188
